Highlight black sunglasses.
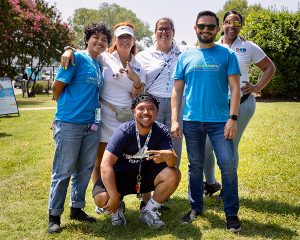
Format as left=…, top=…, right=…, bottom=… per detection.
left=196, top=24, right=217, bottom=31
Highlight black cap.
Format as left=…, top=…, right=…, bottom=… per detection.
left=131, top=93, right=160, bottom=110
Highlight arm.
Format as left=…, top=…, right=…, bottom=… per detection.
left=147, top=149, right=178, bottom=167
left=225, top=74, right=240, bottom=139
left=125, top=62, right=144, bottom=98
left=52, top=80, right=66, bottom=101
left=242, top=56, right=276, bottom=94
left=61, top=49, right=75, bottom=69
left=100, top=150, right=121, bottom=214
left=171, top=80, right=185, bottom=140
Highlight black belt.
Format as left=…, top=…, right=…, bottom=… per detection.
left=240, top=94, right=250, bottom=104
left=229, top=94, right=251, bottom=106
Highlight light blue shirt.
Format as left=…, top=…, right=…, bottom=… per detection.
left=173, top=45, right=240, bottom=122
left=55, top=51, right=104, bottom=124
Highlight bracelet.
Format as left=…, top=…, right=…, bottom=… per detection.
left=64, top=46, right=76, bottom=51
left=133, top=83, right=142, bottom=89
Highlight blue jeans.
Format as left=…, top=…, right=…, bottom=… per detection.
left=183, top=121, right=239, bottom=216
left=48, top=121, right=99, bottom=216
left=155, top=97, right=183, bottom=166
left=204, top=95, right=256, bottom=184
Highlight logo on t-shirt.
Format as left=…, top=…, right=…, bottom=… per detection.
left=194, top=57, right=220, bottom=72
left=236, top=48, right=246, bottom=53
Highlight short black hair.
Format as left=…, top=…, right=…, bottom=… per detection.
left=132, top=93, right=160, bottom=110
left=84, top=23, right=112, bottom=48
left=196, top=10, right=219, bottom=26
left=223, top=10, right=243, bottom=24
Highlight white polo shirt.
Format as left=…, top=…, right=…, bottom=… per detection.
left=136, top=42, right=191, bottom=98
left=217, top=36, right=266, bottom=87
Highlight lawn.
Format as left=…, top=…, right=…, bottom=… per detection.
left=0, top=97, right=299, bottom=240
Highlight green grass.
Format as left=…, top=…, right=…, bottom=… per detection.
left=16, top=94, right=56, bottom=108
left=0, top=99, right=299, bottom=239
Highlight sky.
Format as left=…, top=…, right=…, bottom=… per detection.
left=47, top=0, right=299, bottom=45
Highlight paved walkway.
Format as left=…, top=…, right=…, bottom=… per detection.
left=19, top=107, right=56, bottom=111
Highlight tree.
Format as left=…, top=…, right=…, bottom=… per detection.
left=0, top=0, right=74, bottom=96
left=70, top=3, right=153, bottom=50
left=241, top=9, right=300, bottom=98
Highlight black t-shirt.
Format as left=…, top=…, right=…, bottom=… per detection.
left=106, top=120, right=172, bottom=173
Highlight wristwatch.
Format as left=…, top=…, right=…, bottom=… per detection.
left=229, top=114, right=238, bottom=120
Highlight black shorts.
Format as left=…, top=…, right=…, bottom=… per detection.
left=92, top=161, right=167, bottom=197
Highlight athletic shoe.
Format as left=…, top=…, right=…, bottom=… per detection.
left=226, top=216, right=241, bottom=232
left=95, top=206, right=106, bottom=214
left=182, top=209, right=202, bottom=224
left=48, top=215, right=61, bottom=234
left=204, top=181, right=222, bottom=196
left=70, top=208, right=96, bottom=223
left=111, top=201, right=126, bottom=226
left=139, top=208, right=165, bottom=229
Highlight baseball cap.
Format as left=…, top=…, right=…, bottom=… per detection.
left=132, top=93, right=160, bottom=110
left=114, top=25, right=135, bottom=37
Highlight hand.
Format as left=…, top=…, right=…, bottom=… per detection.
left=103, top=197, right=120, bottom=214
left=146, top=150, right=168, bottom=164
left=224, top=119, right=237, bottom=139
left=171, top=121, right=182, bottom=140
left=125, top=61, right=141, bottom=85
left=241, top=81, right=259, bottom=94
left=61, top=49, right=74, bottom=69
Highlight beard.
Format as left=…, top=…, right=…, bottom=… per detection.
left=197, top=33, right=215, bottom=44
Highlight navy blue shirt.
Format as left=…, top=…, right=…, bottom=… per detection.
left=106, top=120, right=172, bottom=173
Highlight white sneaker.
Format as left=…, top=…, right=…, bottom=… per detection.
left=111, top=201, right=126, bottom=226
left=139, top=208, right=165, bottom=229
left=95, top=206, right=106, bottom=214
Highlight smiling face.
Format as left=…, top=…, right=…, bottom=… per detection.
left=155, top=19, right=174, bottom=50
left=223, top=14, right=242, bottom=41
left=86, top=32, right=109, bottom=58
left=194, top=15, right=219, bottom=45
left=134, top=101, right=157, bottom=131
left=115, top=34, right=135, bottom=52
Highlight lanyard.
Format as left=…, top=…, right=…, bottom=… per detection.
left=134, top=123, right=152, bottom=198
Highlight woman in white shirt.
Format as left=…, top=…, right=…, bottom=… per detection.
left=136, top=17, right=187, bottom=166
left=204, top=10, right=276, bottom=195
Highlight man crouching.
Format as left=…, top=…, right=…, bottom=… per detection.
left=92, top=93, right=181, bottom=229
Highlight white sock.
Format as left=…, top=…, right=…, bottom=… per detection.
left=144, top=197, right=161, bottom=212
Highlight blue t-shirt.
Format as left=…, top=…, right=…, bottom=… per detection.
left=106, top=120, right=172, bottom=173
left=55, top=51, right=104, bottom=124
left=173, top=45, right=240, bottom=122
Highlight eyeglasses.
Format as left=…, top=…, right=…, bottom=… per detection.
left=196, top=24, right=217, bottom=31
left=224, top=20, right=242, bottom=27
left=156, top=27, right=173, bottom=33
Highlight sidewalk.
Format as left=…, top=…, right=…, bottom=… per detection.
left=19, top=107, right=56, bottom=111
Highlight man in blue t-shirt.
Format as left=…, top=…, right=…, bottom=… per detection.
left=171, top=11, right=241, bottom=232
left=48, top=23, right=112, bottom=234
left=92, top=93, right=181, bottom=229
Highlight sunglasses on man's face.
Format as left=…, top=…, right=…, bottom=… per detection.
left=196, top=24, right=217, bottom=31
left=224, top=20, right=242, bottom=27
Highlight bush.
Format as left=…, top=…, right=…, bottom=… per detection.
left=31, top=81, right=51, bottom=94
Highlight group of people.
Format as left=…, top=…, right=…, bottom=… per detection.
left=47, top=9, right=275, bottom=234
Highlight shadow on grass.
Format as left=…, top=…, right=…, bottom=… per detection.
left=17, top=100, right=45, bottom=107
left=63, top=197, right=298, bottom=239
left=0, top=132, right=12, bottom=138
left=240, top=197, right=300, bottom=217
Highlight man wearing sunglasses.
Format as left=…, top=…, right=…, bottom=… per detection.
left=171, top=11, right=241, bottom=232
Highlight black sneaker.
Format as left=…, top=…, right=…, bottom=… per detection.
left=70, top=208, right=96, bottom=223
left=204, top=181, right=222, bottom=196
left=182, top=209, right=202, bottom=224
left=226, top=216, right=241, bottom=232
left=48, top=215, right=61, bottom=234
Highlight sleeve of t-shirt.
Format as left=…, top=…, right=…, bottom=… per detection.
left=227, top=51, right=241, bottom=76
left=106, top=127, right=128, bottom=159
left=172, top=53, right=185, bottom=81
left=55, top=53, right=81, bottom=84
left=249, top=41, right=266, bottom=64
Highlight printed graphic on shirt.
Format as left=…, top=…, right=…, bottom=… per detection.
left=235, top=48, right=247, bottom=53
left=194, top=57, right=221, bottom=72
